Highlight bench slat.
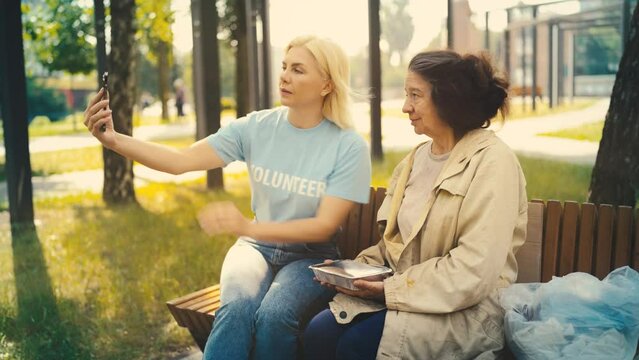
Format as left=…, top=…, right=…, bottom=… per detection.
left=336, top=216, right=348, bottom=257
left=166, top=285, right=220, bottom=327
left=184, top=291, right=219, bottom=342
left=516, top=202, right=543, bottom=283
left=167, top=284, right=220, bottom=306
left=613, top=206, right=633, bottom=269
left=342, top=203, right=362, bottom=259
left=542, top=201, right=562, bottom=281
left=559, top=201, right=579, bottom=276
left=185, top=327, right=208, bottom=352
left=201, top=302, right=221, bottom=317
left=594, top=205, right=614, bottom=279
left=185, top=307, right=213, bottom=341
left=370, top=188, right=386, bottom=246
left=576, top=203, right=596, bottom=274
left=356, top=188, right=375, bottom=257
left=188, top=295, right=220, bottom=313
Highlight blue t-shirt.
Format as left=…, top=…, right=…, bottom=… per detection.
left=207, top=107, right=371, bottom=224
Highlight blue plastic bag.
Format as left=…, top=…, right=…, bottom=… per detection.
left=500, top=266, right=639, bottom=360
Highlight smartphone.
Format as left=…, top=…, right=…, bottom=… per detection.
left=100, top=72, right=109, bottom=132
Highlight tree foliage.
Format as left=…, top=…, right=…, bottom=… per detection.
left=136, top=0, right=173, bottom=62
left=381, top=0, right=414, bottom=66
left=574, top=28, right=622, bottom=75
left=136, top=0, right=174, bottom=120
left=26, top=77, right=69, bottom=122
left=22, top=0, right=95, bottom=75
left=219, top=40, right=237, bottom=98
left=217, top=0, right=242, bottom=44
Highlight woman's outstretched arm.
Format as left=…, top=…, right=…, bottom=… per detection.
left=84, top=90, right=225, bottom=174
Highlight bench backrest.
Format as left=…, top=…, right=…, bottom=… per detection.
left=335, top=187, right=639, bottom=282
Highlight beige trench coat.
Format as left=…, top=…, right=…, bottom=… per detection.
left=329, top=129, right=528, bottom=359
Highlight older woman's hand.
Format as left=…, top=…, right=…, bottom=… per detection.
left=197, top=201, right=251, bottom=237
left=336, top=279, right=385, bottom=302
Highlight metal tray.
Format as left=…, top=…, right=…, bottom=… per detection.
left=309, top=260, right=393, bottom=290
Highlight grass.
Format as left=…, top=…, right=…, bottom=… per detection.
left=0, top=137, right=196, bottom=182
left=0, top=150, right=593, bottom=359
left=372, top=151, right=593, bottom=203
left=0, top=178, right=250, bottom=360
left=517, top=154, right=592, bottom=202
left=539, top=121, right=604, bottom=142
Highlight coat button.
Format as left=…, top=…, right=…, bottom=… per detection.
left=339, top=311, right=347, bottom=319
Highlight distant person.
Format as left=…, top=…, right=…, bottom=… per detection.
left=83, top=35, right=371, bottom=360
left=174, top=79, right=185, bottom=118
left=140, top=92, right=152, bottom=110
left=304, top=50, right=528, bottom=359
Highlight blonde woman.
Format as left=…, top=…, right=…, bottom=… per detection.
left=83, top=36, right=371, bottom=359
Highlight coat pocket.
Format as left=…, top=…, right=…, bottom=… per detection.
left=465, top=297, right=505, bottom=346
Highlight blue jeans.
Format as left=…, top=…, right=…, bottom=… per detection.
left=202, top=237, right=337, bottom=360
left=303, top=308, right=386, bottom=360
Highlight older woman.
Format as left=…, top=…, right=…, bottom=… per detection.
left=303, top=50, right=527, bottom=359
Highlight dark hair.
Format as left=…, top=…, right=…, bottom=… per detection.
left=408, top=50, right=509, bottom=138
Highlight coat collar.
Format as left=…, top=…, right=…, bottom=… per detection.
left=382, top=129, right=497, bottom=266
left=434, top=129, right=497, bottom=187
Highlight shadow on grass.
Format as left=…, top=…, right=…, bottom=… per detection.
left=47, top=187, right=240, bottom=359
left=3, top=223, right=92, bottom=359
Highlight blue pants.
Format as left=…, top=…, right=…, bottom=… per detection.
left=303, top=308, right=387, bottom=360
left=203, top=237, right=337, bottom=360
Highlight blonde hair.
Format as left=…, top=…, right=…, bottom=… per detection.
left=286, top=35, right=353, bottom=129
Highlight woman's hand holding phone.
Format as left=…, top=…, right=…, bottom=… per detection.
left=83, top=87, right=116, bottom=147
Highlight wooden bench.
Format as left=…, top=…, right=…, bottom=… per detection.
left=166, top=187, right=639, bottom=351
left=510, top=85, right=543, bottom=98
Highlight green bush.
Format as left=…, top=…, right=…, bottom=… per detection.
left=27, top=77, right=69, bottom=122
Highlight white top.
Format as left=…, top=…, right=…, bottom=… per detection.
left=397, top=142, right=450, bottom=242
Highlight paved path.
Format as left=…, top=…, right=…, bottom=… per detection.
left=0, top=98, right=608, bottom=203
left=368, top=98, right=606, bottom=164
left=0, top=122, right=199, bottom=156
left=491, top=100, right=606, bottom=164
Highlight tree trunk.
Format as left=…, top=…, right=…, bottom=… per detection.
left=192, top=0, right=224, bottom=189
left=588, top=2, right=639, bottom=207
left=158, top=40, right=170, bottom=121
left=103, top=0, right=137, bottom=205
left=0, top=0, right=34, bottom=226
left=235, top=1, right=249, bottom=118
left=369, top=0, right=383, bottom=161
left=235, top=0, right=257, bottom=117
